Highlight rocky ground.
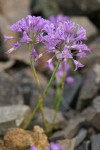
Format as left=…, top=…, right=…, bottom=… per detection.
left=0, top=0, right=100, bottom=150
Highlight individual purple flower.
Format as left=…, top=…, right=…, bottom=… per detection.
left=55, top=23, right=64, bottom=38
left=47, top=59, right=54, bottom=71
left=30, top=146, right=37, bottom=150
left=56, top=60, right=70, bottom=78
left=10, top=21, right=22, bottom=32
left=47, top=59, right=72, bottom=84
left=64, top=21, right=75, bottom=32
left=56, top=69, right=63, bottom=78
left=76, top=43, right=90, bottom=52
left=50, top=142, right=62, bottom=150
left=39, top=23, right=61, bottom=53
left=5, top=47, right=15, bottom=54
left=30, top=48, right=44, bottom=61
left=11, top=42, right=21, bottom=49
left=6, top=42, right=21, bottom=54
left=77, top=51, right=86, bottom=58
left=66, top=76, right=74, bottom=84
left=4, top=35, right=14, bottom=41
left=57, top=45, right=73, bottom=59
left=49, top=15, right=68, bottom=26
left=34, top=18, right=49, bottom=33
left=30, top=48, right=38, bottom=58
left=20, top=31, right=32, bottom=43
left=18, top=18, right=28, bottom=32
left=76, top=27, right=87, bottom=40
left=74, top=60, right=84, bottom=70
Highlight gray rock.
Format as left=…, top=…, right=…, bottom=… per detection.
left=50, top=130, right=65, bottom=141
left=30, top=0, right=100, bottom=28
left=30, top=0, right=59, bottom=18
left=0, top=14, right=18, bottom=50
left=91, top=134, right=100, bottom=150
left=70, top=16, right=98, bottom=41
left=0, top=59, right=15, bottom=72
left=9, top=68, right=56, bottom=107
left=29, top=73, right=56, bottom=109
left=63, top=110, right=78, bottom=121
left=0, top=14, right=11, bottom=36
left=8, top=68, right=36, bottom=106
left=0, top=105, right=31, bottom=135
left=0, top=118, right=16, bottom=136
left=35, top=107, right=66, bottom=130
left=59, top=0, right=100, bottom=15
left=1, top=0, right=29, bottom=24
left=72, top=0, right=100, bottom=13
left=93, top=64, right=100, bottom=85
left=8, top=45, right=30, bottom=65
left=75, top=129, right=87, bottom=147
left=77, top=67, right=100, bottom=110
left=92, top=96, right=100, bottom=109
left=64, top=117, right=86, bottom=138
left=75, top=141, right=90, bottom=150
left=0, top=73, right=24, bottom=106
left=57, top=130, right=88, bottom=150
left=31, top=0, right=100, bottom=17
left=90, top=36, right=100, bottom=45
left=51, top=116, right=86, bottom=140
left=58, top=138, right=75, bottom=150
left=50, top=120, right=87, bottom=142
left=0, top=30, right=7, bottom=60
left=61, top=75, right=83, bottom=111
left=82, top=106, right=100, bottom=131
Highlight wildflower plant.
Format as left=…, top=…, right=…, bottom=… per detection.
left=4, top=15, right=90, bottom=132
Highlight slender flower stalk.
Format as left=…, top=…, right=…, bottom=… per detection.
left=29, top=44, right=41, bottom=93
left=43, top=59, right=62, bottom=98
left=24, top=43, right=47, bottom=130
left=24, top=59, right=61, bottom=130
left=24, top=98, right=42, bottom=130
left=53, top=81, right=61, bottom=110
left=49, top=75, right=66, bottom=133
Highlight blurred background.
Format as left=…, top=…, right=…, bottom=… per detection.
left=0, top=1, right=100, bottom=149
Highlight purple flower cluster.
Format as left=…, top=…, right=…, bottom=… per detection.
left=4, top=15, right=90, bottom=71
left=4, top=15, right=49, bottom=55
left=30, top=142, right=62, bottom=150
left=39, top=19, right=90, bottom=70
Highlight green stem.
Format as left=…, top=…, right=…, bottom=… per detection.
left=24, top=99, right=42, bottom=129
left=38, top=95, right=47, bottom=131
left=50, top=75, right=65, bottom=133
left=53, top=81, right=61, bottom=109
left=43, top=59, right=62, bottom=98
left=30, top=56, right=47, bottom=130
left=24, top=43, right=47, bottom=130
left=29, top=44, right=41, bottom=93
